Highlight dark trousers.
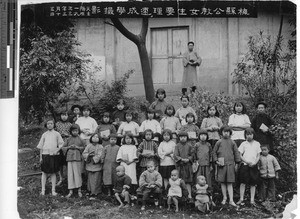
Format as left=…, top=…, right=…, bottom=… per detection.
left=142, top=187, right=162, bottom=206
left=259, top=177, right=276, bottom=201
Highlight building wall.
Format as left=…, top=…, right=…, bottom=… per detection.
left=74, top=8, right=293, bottom=96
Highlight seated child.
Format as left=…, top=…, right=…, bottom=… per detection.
left=194, top=175, right=211, bottom=213
left=114, top=165, right=132, bottom=208
left=167, top=169, right=189, bottom=212
left=138, top=161, right=163, bottom=211
left=258, top=145, right=281, bottom=202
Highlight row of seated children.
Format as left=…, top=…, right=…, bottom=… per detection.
left=38, top=115, right=280, bottom=213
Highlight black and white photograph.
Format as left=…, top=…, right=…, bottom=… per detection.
left=2, top=0, right=297, bottom=218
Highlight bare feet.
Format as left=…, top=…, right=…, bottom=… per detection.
left=66, top=193, right=72, bottom=198
left=52, top=191, right=57, bottom=196
left=118, top=203, right=124, bottom=208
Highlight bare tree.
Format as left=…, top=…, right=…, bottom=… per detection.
left=109, top=17, right=155, bottom=102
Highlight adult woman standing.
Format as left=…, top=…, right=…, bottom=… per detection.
left=182, top=42, right=202, bottom=95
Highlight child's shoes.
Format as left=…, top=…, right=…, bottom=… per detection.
left=237, top=200, right=245, bottom=206
left=141, top=205, right=145, bottom=211
left=78, top=191, right=83, bottom=198
left=66, top=193, right=72, bottom=198
left=229, top=201, right=237, bottom=207
left=221, top=199, right=227, bottom=205
left=52, top=191, right=58, bottom=196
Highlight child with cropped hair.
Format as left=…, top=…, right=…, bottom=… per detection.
left=95, top=112, right=116, bottom=146
left=158, top=129, right=176, bottom=190
left=174, top=131, right=194, bottom=200
left=201, top=105, right=223, bottom=148
left=180, top=112, right=200, bottom=147
left=139, top=108, right=161, bottom=142
left=114, top=165, right=132, bottom=208
left=149, top=88, right=169, bottom=121
left=237, top=128, right=261, bottom=206
left=137, top=129, right=159, bottom=176
left=102, top=134, right=120, bottom=196
left=62, top=124, right=86, bottom=198
left=75, top=105, right=98, bottom=144
left=138, top=161, right=163, bottom=211
left=258, top=145, right=281, bottom=202
left=37, top=118, right=64, bottom=196
left=166, top=169, right=189, bottom=212
left=175, top=95, right=197, bottom=126
left=213, top=126, right=241, bottom=206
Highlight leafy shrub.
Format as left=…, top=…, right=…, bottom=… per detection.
left=232, top=31, right=297, bottom=192
left=190, top=88, right=236, bottom=126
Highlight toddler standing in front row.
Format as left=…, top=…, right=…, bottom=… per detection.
left=37, top=118, right=64, bottom=196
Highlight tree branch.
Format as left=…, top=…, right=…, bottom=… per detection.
left=110, top=18, right=140, bottom=45
left=104, top=21, right=115, bottom=27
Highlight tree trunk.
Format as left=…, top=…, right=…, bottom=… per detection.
left=137, top=42, right=155, bottom=102
left=110, top=17, right=155, bottom=103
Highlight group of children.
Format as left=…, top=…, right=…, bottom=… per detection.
left=37, top=88, right=281, bottom=213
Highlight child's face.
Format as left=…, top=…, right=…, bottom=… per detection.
left=157, top=93, right=165, bottom=101
left=103, top=116, right=110, bottom=123
left=125, top=114, right=132, bottom=122
left=246, top=133, right=254, bottom=141
left=148, top=113, right=154, bottom=120
left=71, top=129, right=79, bottom=136
left=179, top=136, right=187, bottom=143
left=166, top=108, right=174, bottom=116
left=261, top=147, right=269, bottom=156
left=124, top=136, right=132, bottom=144
left=73, top=108, right=80, bottom=115
left=163, top=133, right=171, bottom=142
left=198, top=177, right=206, bottom=186
left=116, top=168, right=125, bottom=177
left=145, top=132, right=152, bottom=141
left=46, top=121, right=54, bottom=130
left=61, top=114, right=68, bottom=121
left=186, top=116, right=194, bottom=124
left=257, top=104, right=266, bottom=114
left=181, top=98, right=189, bottom=107
left=199, top=134, right=207, bottom=141
left=222, top=131, right=230, bottom=139
left=117, top=103, right=124, bottom=110
left=171, top=172, right=179, bottom=181
left=92, top=134, right=99, bottom=143
left=235, top=104, right=243, bottom=113
left=147, top=164, right=155, bottom=173
left=109, top=137, right=117, bottom=145
left=188, top=44, right=194, bottom=51
left=83, top=109, right=90, bottom=117
left=208, top=107, right=216, bottom=116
